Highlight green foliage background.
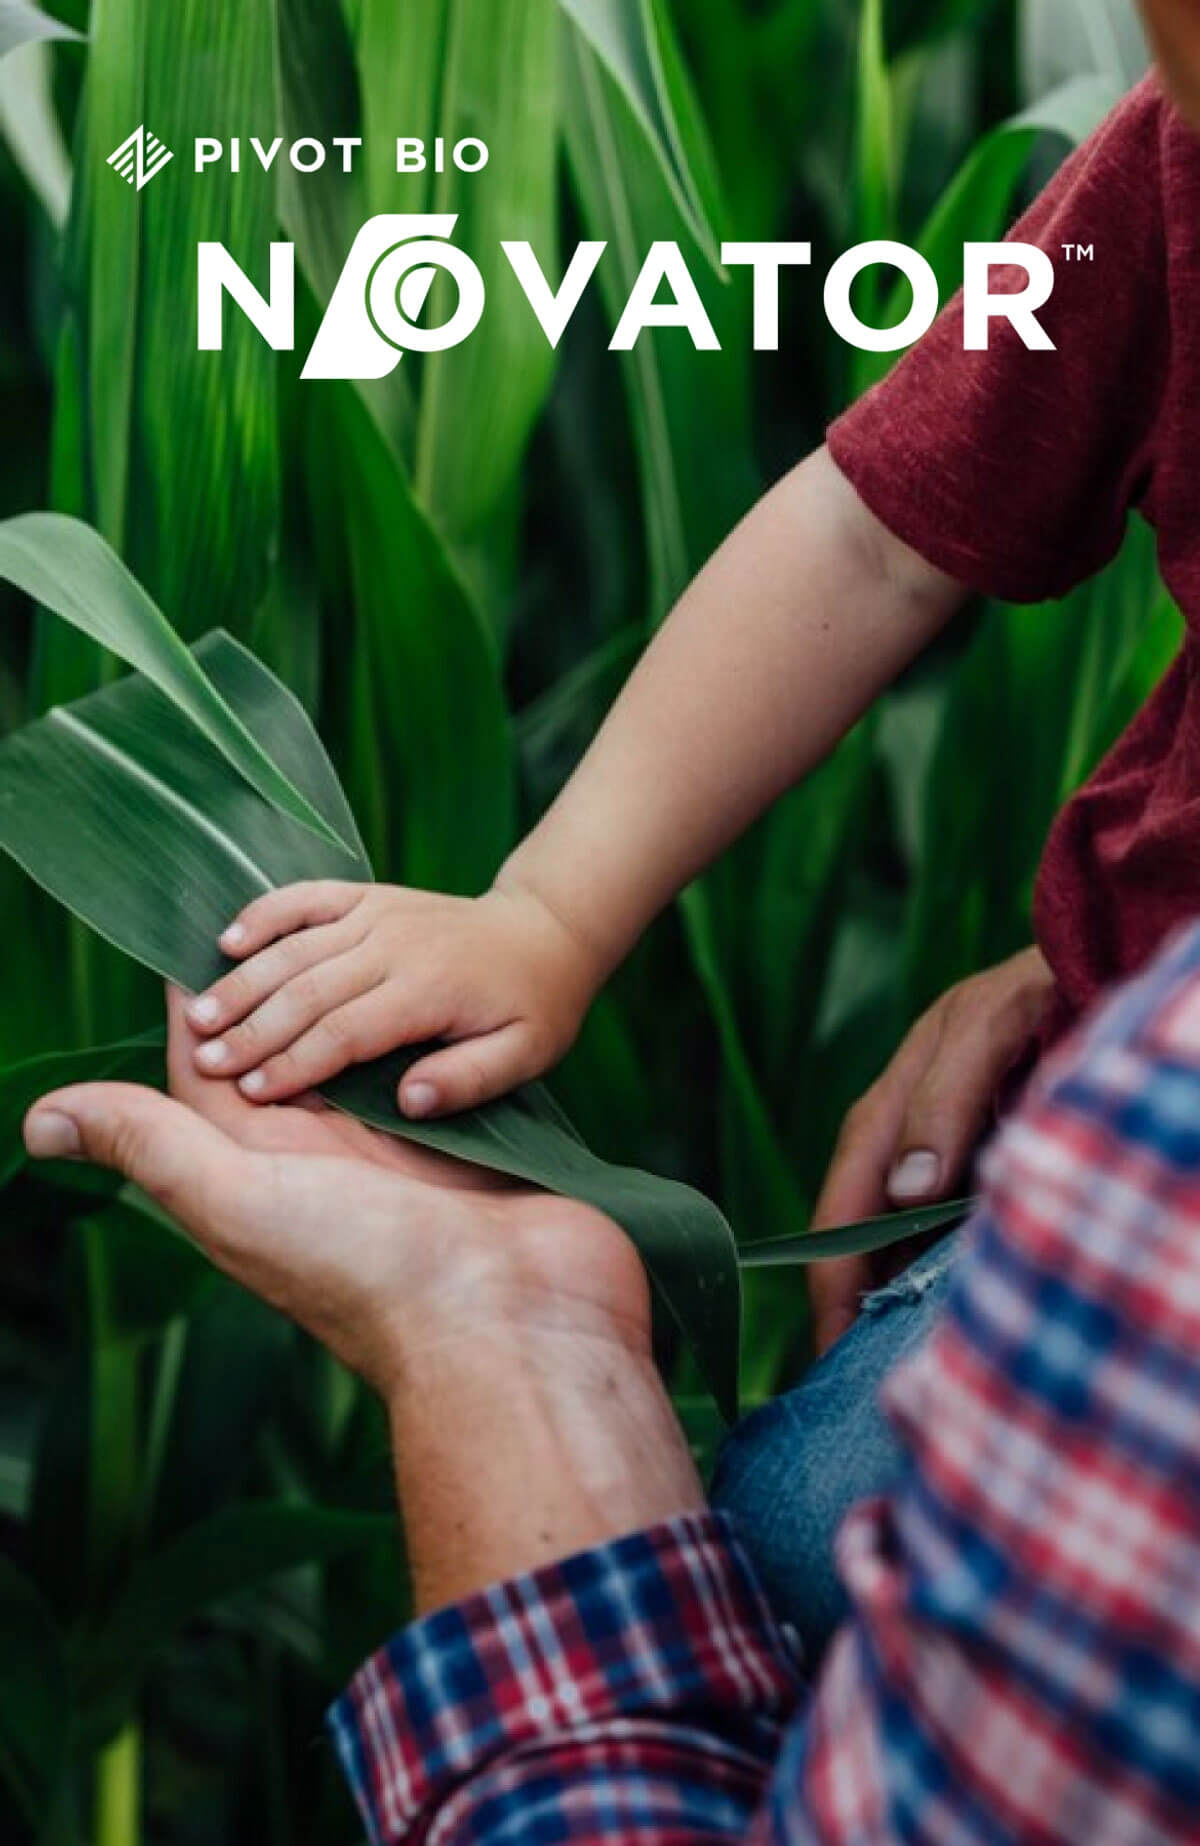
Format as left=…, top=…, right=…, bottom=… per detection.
left=0, top=0, right=1176, bottom=1839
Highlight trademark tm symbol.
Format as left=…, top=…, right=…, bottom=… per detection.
left=1061, top=243, right=1094, bottom=262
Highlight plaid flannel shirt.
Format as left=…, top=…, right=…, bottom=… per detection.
left=330, top=921, right=1200, bottom=1843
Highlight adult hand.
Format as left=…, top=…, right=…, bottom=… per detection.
left=809, top=946, right=1057, bottom=1355
left=24, top=990, right=704, bottom=1609
left=22, top=988, right=649, bottom=1402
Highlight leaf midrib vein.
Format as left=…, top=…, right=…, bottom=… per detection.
left=50, top=708, right=274, bottom=894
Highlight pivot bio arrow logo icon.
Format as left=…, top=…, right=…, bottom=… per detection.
left=107, top=126, right=174, bottom=191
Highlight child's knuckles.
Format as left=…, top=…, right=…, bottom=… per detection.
left=256, top=1056, right=304, bottom=1095
left=223, top=1015, right=281, bottom=1064
left=284, top=966, right=330, bottom=1015
left=451, top=1051, right=497, bottom=1108
left=309, top=1011, right=363, bottom=1064
left=209, top=973, right=253, bottom=1020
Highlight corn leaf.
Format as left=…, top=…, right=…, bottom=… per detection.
left=0, top=0, right=81, bottom=58
left=354, top=0, right=443, bottom=222
left=0, top=637, right=367, bottom=991
left=0, top=40, right=73, bottom=226
left=135, top=0, right=281, bottom=631
left=0, top=1032, right=165, bottom=1187
left=0, top=515, right=354, bottom=853
left=557, top=0, right=720, bottom=266
left=905, top=72, right=1119, bottom=296
left=0, top=527, right=741, bottom=1418
left=276, top=0, right=365, bottom=304
left=855, top=73, right=1121, bottom=394
left=71, top=0, right=141, bottom=557
left=903, top=520, right=1179, bottom=1011
left=562, top=25, right=753, bottom=612
left=679, top=884, right=809, bottom=1238
left=853, top=0, right=894, bottom=254
left=276, top=0, right=418, bottom=457
left=1020, top=0, right=1147, bottom=97
left=324, top=1049, right=744, bottom=1420
left=562, top=34, right=792, bottom=1265
left=77, top=1501, right=393, bottom=1737
left=413, top=0, right=562, bottom=557
left=67, top=0, right=279, bottom=636
left=313, top=380, right=515, bottom=894
left=0, top=1557, right=69, bottom=1831
left=738, top=1196, right=975, bottom=1266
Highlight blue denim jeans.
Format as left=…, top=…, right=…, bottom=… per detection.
left=711, top=1229, right=964, bottom=1665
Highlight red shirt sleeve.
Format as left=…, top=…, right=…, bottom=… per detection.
left=826, top=75, right=1169, bottom=603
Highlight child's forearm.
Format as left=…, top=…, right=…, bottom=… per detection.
left=497, top=445, right=964, bottom=989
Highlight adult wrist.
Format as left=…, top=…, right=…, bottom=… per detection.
left=381, top=1312, right=704, bottom=1611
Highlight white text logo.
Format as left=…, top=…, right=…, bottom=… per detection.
left=108, top=126, right=174, bottom=191
left=198, top=218, right=1058, bottom=367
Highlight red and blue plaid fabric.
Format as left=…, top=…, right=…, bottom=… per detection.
left=330, top=921, right=1200, bottom=1842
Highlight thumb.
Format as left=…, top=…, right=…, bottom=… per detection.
left=399, top=1023, right=545, bottom=1119
left=24, top=1083, right=258, bottom=1247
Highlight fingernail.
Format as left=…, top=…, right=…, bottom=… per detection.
left=188, top=995, right=220, bottom=1027
left=25, top=1111, right=82, bottom=1161
left=239, top=1070, right=267, bottom=1097
left=402, top=1082, right=437, bottom=1119
left=195, top=1039, right=230, bottom=1071
left=220, top=923, right=245, bottom=949
left=888, top=1149, right=941, bottom=1201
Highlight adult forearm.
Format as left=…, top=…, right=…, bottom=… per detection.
left=499, top=446, right=962, bottom=984
left=386, top=1315, right=704, bottom=1615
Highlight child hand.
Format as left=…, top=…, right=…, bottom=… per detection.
left=185, top=880, right=599, bottom=1117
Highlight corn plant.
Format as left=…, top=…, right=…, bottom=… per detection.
left=0, top=0, right=1173, bottom=1840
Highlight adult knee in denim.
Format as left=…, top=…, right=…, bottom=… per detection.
left=711, top=1229, right=963, bottom=1664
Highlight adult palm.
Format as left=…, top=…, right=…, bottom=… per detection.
left=24, top=988, right=652, bottom=1400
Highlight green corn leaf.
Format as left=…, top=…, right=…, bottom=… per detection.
left=0, top=515, right=357, bottom=855
left=0, top=1556, right=70, bottom=1832
left=325, top=1049, right=742, bottom=1419
left=314, top=380, right=515, bottom=895
left=855, top=73, right=1121, bottom=394
left=70, top=0, right=141, bottom=560
left=0, top=630, right=368, bottom=989
left=76, top=1500, right=393, bottom=1736
left=564, top=27, right=687, bottom=603
left=738, top=1196, right=976, bottom=1266
left=902, top=519, right=1177, bottom=1010
left=562, top=23, right=754, bottom=614
left=276, top=0, right=365, bottom=305
left=909, top=72, right=1120, bottom=297
left=557, top=0, right=721, bottom=267
left=563, top=33, right=784, bottom=1286
left=0, top=527, right=741, bottom=1419
left=0, top=0, right=82, bottom=59
left=276, top=0, right=418, bottom=458
left=854, top=0, right=894, bottom=253
left=0, top=39, right=73, bottom=226
left=1021, top=0, right=1148, bottom=97
left=81, top=1198, right=212, bottom=1345
left=127, top=1, right=280, bottom=636
left=679, top=884, right=808, bottom=1238
left=412, top=0, right=562, bottom=557
left=0, top=1031, right=165, bottom=1187
left=354, top=0, right=443, bottom=222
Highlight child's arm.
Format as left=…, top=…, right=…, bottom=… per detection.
left=188, top=447, right=964, bottom=1115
